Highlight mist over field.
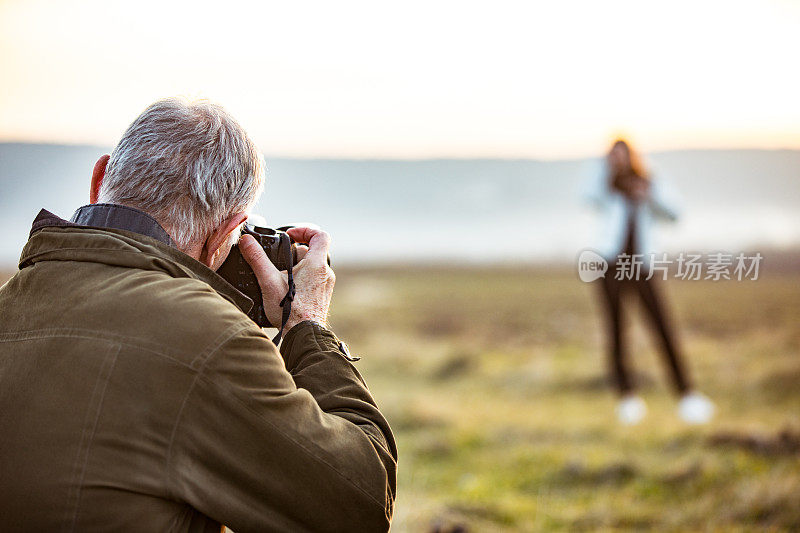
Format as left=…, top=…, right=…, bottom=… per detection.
left=1, top=143, right=799, bottom=267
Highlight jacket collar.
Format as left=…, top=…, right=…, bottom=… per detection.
left=67, top=203, right=176, bottom=248
left=24, top=207, right=253, bottom=315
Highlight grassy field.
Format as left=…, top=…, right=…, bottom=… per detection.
left=329, top=266, right=800, bottom=532
left=2, top=266, right=799, bottom=531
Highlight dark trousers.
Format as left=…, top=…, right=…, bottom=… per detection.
left=598, top=272, right=692, bottom=396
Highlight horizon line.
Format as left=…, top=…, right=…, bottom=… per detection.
left=2, top=139, right=800, bottom=163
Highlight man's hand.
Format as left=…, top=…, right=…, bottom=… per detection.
left=239, top=226, right=335, bottom=334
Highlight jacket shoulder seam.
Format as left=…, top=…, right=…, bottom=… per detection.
left=165, top=319, right=264, bottom=497
left=189, top=320, right=255, bottom=370
left=185, top=362, right=387, bottom=510
left=0, top=327, right=245, bottom=370
left=0, top=328, right=193, bottom=366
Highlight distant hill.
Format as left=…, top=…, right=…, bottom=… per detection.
left=1, top=143, right=799, bottom=267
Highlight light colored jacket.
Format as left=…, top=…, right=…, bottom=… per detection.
left=583, top=162, right=682, bottom=259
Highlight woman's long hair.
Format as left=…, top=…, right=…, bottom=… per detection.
left=607, top=139, right=649, bottom=198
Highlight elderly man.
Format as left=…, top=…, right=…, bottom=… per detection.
left=0, top=99, right=397, bottom=532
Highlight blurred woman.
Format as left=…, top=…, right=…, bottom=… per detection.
left=585, top=139, right=714, bottom=425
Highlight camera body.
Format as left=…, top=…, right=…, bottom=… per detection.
left=217, top=224, right=297, bottom=328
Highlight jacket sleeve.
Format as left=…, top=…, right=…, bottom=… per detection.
left=581, top=159, right=609, bottom=209
left=648, top=174, right=682, bottom=222
left=167, top=320, right=397, bottom=533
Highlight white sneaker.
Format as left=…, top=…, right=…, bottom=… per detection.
left=616, top=395, right=647, bottom=425
left=678, top=392, right=715, bottom=424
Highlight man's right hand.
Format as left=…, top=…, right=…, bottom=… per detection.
left=239, top=226, right=335, bottom=334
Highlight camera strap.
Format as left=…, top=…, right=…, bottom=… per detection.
left=272, top=233, right=296, bottom=345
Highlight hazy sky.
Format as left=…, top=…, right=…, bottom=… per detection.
left=1, top=0, right=799, bottom=158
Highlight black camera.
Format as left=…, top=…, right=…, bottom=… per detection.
left=217, top=224, right=298, bottom=329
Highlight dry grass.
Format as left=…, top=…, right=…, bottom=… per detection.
left=331, top=266, right=800, bottom=532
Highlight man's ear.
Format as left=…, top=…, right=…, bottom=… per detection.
left=200, top=212, right=249, bottom=269
left=90, top=155, right=111, bottom=204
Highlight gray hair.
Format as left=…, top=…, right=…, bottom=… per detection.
left=99, top=98, right=265, bottom=249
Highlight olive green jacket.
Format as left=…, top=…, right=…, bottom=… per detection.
left=0, top=208, right=397, bottom=532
